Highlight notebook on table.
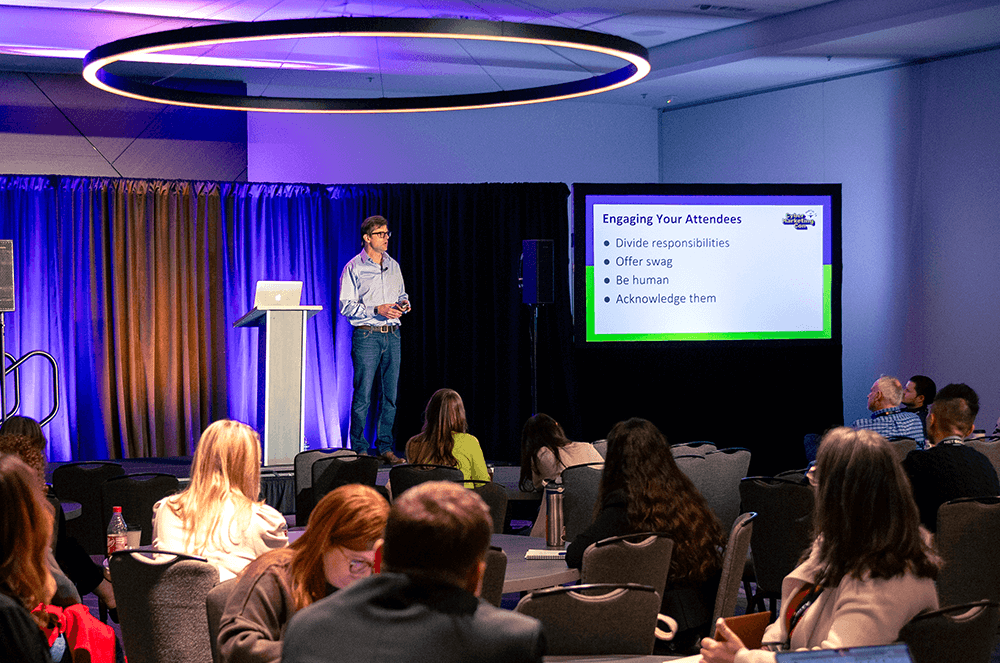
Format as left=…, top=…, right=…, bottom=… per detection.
left=776, top=643, right=913, bottom=663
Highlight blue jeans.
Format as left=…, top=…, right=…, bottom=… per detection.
left=349, top=326, right=400, bottom=455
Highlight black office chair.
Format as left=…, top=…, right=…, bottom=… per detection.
left=52, top=461, right=125, bottom=555
left=311, top=453, right=382, bottom=515
left=101, top=472, right=180, bottom=546
left=388, top=463, right=464, bottom=499
left=464, top=480, right=509, bottom=533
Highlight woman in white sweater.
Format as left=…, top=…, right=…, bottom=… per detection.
left=701, top=428, right=939, bottom=663
left=153, top=420, right=287, bottom=580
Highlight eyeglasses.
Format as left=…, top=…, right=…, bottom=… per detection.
left=348, top=558, right=375, bottom=575
left=369, top=231, right=391, bottom=238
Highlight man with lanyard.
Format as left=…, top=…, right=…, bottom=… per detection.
left=901, top=383, right=999, bottom=532
left=850, top=375, right=925, bottom=449
left=339, top=215, right=410, bottom=464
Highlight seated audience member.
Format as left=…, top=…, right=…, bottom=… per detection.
left=519, top=413, right=604, bottom=537
left=901, top=375, right=936, bottom=437
left=518, top=413, right=603, bottom=492
left=153, top=420, right=287, bottom=580
left=281, top=482, right=545, bottom=663
left=0, top=454, right=57, bottom=662
left=405, top=388, right=490, bottom=484
left=901, top=383, right=999, bottom=532
left=701, top=428, right=939, bottom=663
left=851, top=376, right=925, bottom=448
left=565, top=417, right=724, bottom=652
left=218, top=485, right=389, bottom=663
left=0, top=415, right=47, bottom=450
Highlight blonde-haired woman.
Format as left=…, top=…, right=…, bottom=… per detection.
left=405, top=389, right=490, bottom=483
left=219, top=484, right=389, bottom=663
left=0, top=453, right=56, bottom=662
left=152, top=420, right=287, bottom=580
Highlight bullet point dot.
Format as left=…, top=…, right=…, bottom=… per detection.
left=604, top=297, right=610, bottom=302
left=604, top=240, right=609, bottom=246
left=604, top=278, right=610, bottom=284
left=604, top=259, right=610, bottom=265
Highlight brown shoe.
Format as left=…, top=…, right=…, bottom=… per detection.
left=379, top=451, right=406, bottom=465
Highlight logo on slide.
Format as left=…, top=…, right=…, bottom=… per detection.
left=782, top=211, right=815, bottom=230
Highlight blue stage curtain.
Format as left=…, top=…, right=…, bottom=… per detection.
left=0, top=176, right=573, bottom=463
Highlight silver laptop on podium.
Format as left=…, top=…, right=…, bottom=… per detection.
left=253, top=281, right=303, bottom=309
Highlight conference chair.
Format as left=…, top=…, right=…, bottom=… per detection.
left=592, top=439, right=608, bottom=458
left=109, top=549, right=218, bottom=663
left=480, top=546, right=508, bottom=607
left=898, top=600, right=1000, bottom=663
left=739, top=476, right=814, bottom=618
left=515, top=583, right=662, bottom=655
left=388, top=463, right=464, bottom=499
left=51, top=461, right=125, bottom=555
left=581, top=532, right=674, bottom=600
left=935, top=496, right=1000, bottom=608
left=311, top=453, right=381, bottom=511
left=886, top=436, right=916, bottom=463
left=561, top=462, right=604, bottom=542
left=101, top=472, right=180, bottom=546
left=967, top=438, right=1000, bottom=478
left=675, top=447, right=751, bottom=533
left=294, top=449, right=355, bottom=526
left=711, top=511, right=756, bottom=625
left=206, top=578, right=237, bottom=663
left=464, top=480, right=510, bottom=533
left=774, top=467, right=809, bottom=484
left=671, top=441, right=716, bottom=458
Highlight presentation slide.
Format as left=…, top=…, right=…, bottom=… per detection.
left=575, top=187, right=838, bottom=343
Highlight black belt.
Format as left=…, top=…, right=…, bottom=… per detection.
left=356, top=325, right=398, bottom=332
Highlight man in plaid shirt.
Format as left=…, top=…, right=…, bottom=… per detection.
left=851, top=375, right=926, bottom=449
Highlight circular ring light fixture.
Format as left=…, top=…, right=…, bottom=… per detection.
left=82, top=17, right=650, bottom=113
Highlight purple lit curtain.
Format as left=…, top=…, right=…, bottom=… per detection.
left=0, top=176, right=573, bottom=462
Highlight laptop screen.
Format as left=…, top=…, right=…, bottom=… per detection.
left=253, top=281, right=303, bottom=309
left=776, top=644, right=912, bottom=663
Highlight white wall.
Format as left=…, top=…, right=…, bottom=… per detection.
left=248, top=100, right=658, bottom=184
left=660, top=49, right=1000, bottom=428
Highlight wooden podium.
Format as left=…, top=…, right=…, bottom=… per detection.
left=235, top=305, right=322, bottom=466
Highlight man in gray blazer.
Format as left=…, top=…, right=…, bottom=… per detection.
left=281, top=481, right=546, bottom=663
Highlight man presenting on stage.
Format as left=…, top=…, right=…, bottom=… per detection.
left=339, top=215, right=410, bottom=465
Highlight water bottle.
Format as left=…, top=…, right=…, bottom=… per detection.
left=544, top=481, right=564, bottom=548
left=107, top=506, right=128, bottom=556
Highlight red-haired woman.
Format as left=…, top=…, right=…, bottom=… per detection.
left=217, top=484, right=389, bottom=663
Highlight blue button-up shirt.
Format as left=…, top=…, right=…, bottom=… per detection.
left=339, top=250, right=408, bottom=327
left=851, top=406, right=926, bottom=449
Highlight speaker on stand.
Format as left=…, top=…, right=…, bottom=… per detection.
left=0, top=239, right=14, bottom=424
left=520, top=240, right=554, bottom=415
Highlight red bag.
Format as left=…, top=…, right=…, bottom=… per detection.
left=34, top=603, right=123, bottom=663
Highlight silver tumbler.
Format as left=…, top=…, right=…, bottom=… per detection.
left=544, top=481, right=564, bottom=548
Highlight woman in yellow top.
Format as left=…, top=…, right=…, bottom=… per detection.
left=405, top=388, right=490, bottom=483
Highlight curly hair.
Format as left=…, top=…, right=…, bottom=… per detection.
left=405, top=389, right=467, bottom=468
left=812, top=427, right=938, bottom=587
left=0, top=416, right=46, bottom=450
left=0, top=434, right=46, bottom=490
left=599, top=418, right=724, bottom=583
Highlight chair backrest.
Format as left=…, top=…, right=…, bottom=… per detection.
left=581, top=532, right=674, bottom=599
left=712, top=511, right=756, bottom=624
left=480, top=546, right=508, bottom=607
left=967, top=438, right=1000, bottom=479
left=464, top=480, right=509, bottom=534
left=774, top=468, right=808, bottom=484
left=388, top=463, right=464, bottom=498
left=561, top=462, right=604, bottom=542
left=592, top=439, right=608, bottom=458
left=935, top=496, right=1000, bottom=607
left=294, top=449, right=354, bottom=525
left=110, top=549, right=219, bottom=663
left=676, top=447, right=751, bottom=533
left=205, top=578, right=237, bottom=663
left=514, top=583, right=661, bottom=655
left=898, top=600, right=1000, bottom=663
left=102, top=473, right=180, bottom=546
left=51, top=461, right=125, bottom=554
left=671, top=441, right=716, bottom=458
left=310, top=453, right=381, bottom=520
left=739, top=477, right=814, bottom=595
left=886, top=437, right=917, bottom=463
